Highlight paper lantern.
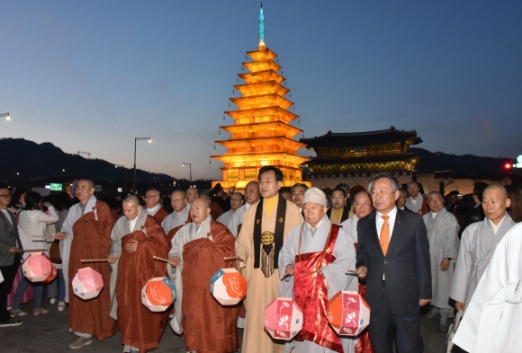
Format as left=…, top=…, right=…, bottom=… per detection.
left=264, top=297, right=303, bottom=340
left=72, top=267, right=104, bottom=300
left=42, top=263, right=58, bottom=284
left=328, top=291, right=370, bottom=336
left=210, top=268, right=247, bottom=306
left=22, top=252, right=53, bottom=282
left=141, top=277, right=176, bottom=312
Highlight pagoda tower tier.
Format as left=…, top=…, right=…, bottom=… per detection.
left=211, top=5, right=309, bottom=190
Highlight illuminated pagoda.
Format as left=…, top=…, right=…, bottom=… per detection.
left=301, top=127, right=423, bottom=179
left=211, top=5, right=309, bottom=190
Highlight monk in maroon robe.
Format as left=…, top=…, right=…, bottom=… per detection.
left=169, top=197, right=239, bottom=353
left=109, top=196, right=170, bottom=353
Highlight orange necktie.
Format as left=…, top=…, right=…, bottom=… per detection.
left=380, top=215, right=390, bottom=255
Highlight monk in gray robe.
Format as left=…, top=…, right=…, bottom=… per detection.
left=450, top=184, right=515, bottom=312
left=423, top=191, right=460, bottom=331
left=280, top=187, right=357, bottom=353
left=161, top=190, right=189, bottom=234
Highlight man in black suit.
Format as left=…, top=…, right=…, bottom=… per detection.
left=356, top=173, right=431, bottom=353
left=0, top=186, right=23, bottom=327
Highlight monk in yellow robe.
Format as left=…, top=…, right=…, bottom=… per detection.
left=236, top=166, right=303, bottom=353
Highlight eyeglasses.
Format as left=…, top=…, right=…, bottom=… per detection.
left=145, top=195, right=160, bottom=199
left=172, top=199, right=185, bottom=203
left=0, top=194, right=12, bottom=198
left=354, top=202, right=371, bottom=207
left=428, top=199, right=443, bottom=204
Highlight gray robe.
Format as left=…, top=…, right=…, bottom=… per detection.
left=161, top=208, right=189, bottom=234
left=168, top=215, right=213, bottom=334
left=279, top=215, right=357, bottom=353
left=341, top=215, right=359, bottom=244
left=450, top=213, right=516, bottom=307
left=423, top=208, right=460, bottom=310
left=108, top=209, right=148, bottom=320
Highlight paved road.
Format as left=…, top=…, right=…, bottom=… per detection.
left=0, top=301, right=450, bottom=353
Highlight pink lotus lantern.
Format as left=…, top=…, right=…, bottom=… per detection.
left=141, top=277, right=176, bottom=312
left=328, top=291, right=370, bottom=336
left=43, top=263, right=58, bottom=284
left=264, top=297, right=303, bottom=340
left=22, top=252, right=53, bottom=282
left=72, top=267, right=104, bottom=300
left=210, top=268, right=247, bottom=306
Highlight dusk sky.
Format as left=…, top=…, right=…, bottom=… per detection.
left=1, top=1, right=521, bottom=180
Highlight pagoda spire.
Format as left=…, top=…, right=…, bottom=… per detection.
left=258, top=3, right=265, bottom=49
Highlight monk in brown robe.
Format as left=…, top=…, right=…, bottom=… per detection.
left=144, top=189, right=169, bottom=224
left=109, top=195, right=170, bottom=353
left=168, top=196, right=239, bottom=353
left=56, top=179, right=117, bottom=349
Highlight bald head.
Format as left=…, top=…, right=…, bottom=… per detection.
left=482, top=184, right=511, bottom=225
left=122, top=195, right=141, bottom=221
left=244, top=181, right=260, bottom=205
left=170, top=190, right=187, bottom=212
left=123, top=195, right=140, bottom=206
left=145, top=189, right=161, bottom=209
left=190, top=196, right=211, bottom=226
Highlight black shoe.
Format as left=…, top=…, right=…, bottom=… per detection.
left=0, top=319, right=23, bottom=327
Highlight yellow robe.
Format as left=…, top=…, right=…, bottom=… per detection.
left=236, top=198, right=303, bottom=353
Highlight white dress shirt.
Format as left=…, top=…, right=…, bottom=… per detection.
left=376, top=206, right=398, bottom=240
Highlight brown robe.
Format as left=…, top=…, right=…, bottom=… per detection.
left=69, top=200, right=118, bottom=340
left=116, top=216, right=170, bottom=353
left=153, top=207, right=169, bottom=225
left=182, top=220, right=239, bottom=353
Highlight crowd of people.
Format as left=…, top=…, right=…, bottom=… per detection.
left=0, top=167, right=521, bottom=353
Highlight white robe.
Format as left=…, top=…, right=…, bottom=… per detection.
left=217, top=209, right=234, bottom=228
left=341, top=215, right=359, bottom=244
left=161, top=208, right=189, bottom=234
left=227, top=202, right=257, bottom=238
left=279, top=215, right=357, bottom=353
left=168, top=215, right=213, bottom=334
left=450, top=213, right=515, bottom=307
left=423, top=208, right=460, bottom=310
left=60, top=195, right=98, bottom=302
left=452, top=222, right=522, bottom=353
left=405, top=196, right=422, bottom=213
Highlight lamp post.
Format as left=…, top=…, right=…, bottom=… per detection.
left=115, top=165, right=127, bottom=194
left=1, top=112, right=11, bottom=120
left=182, top=163, right=192, bottom=182
left=133, top=137, right=152, bottom=193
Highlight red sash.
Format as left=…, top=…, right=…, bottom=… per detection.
left=294, top=224, right=343, bottom=353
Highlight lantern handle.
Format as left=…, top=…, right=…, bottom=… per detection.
left=17, top=248, right=47, bottom=253
left=153, top=256, right=170, bottom=263
left=345, top=269, right=358, bottom=275
left=223, top=256, right=246, bottom=270
left=81, top=258, right=109, bottom=263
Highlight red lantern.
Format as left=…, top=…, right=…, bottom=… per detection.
left=264, top=297, right=303, bottom=340
left=210, top=268, right=247, bottom=306
left=328, top=291, right=370, bottom=336
left=141, top=277, right=176, bottom=312
left=22, top=252, right=53, bottom=282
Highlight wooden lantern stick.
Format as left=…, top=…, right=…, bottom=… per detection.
left=153, top=256, right=170, bottom=263
left=81, top=259, right=109, bottom=263
left=16, top=248, right=48, bottom=253
left=345, top=269, right=358, bottom=275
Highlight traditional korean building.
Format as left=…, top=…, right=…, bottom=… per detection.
left=211, top=5, right=309, bottom=190
left=301, top=127, right=423, bottom=187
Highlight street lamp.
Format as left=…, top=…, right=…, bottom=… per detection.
left=133, top=137, right=152, bottom=192
left=1, top=112, right=11, bottom=121
left=182, top=163, right=192, bottom=181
